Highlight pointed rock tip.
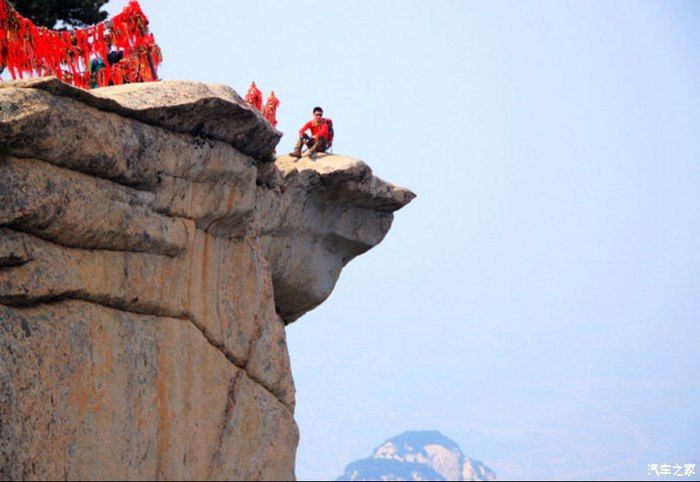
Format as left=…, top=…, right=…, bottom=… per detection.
left=274, top=153, right=416, bottom=212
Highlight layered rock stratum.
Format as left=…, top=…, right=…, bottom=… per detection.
left=337, top=431, right=496, bottom=481
left=0, top=78, right=414, bottom=480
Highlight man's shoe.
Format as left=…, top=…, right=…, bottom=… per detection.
left=289, top=150, right=302, bottom=158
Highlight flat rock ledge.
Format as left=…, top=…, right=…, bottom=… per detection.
left=0, top=77, right=281, bottom=159
left=0, top=79, right=414, bottom=480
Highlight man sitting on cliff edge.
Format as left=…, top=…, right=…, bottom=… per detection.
left=289, top=106, right=333, bottom=158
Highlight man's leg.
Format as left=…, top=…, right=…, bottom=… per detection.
left=307, top=137, right=327, bottom=157
left=289, top=135, right=310, bottom=158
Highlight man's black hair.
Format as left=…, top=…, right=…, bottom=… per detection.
left=313, top=106, right=323, bottom=114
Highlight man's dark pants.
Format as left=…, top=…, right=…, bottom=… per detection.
left=294, top=134, right=327, bottom=154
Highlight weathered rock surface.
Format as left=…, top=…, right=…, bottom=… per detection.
left=257, top=155, right=414, bottom=321
left=0, top=78, right=413, bottom=480
left=0, top=77, right=280, bottom=160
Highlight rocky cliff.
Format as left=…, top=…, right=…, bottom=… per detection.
left=0, top=78, right=414, bottom=480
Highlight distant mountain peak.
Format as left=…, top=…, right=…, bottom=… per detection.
left=376, top=430, right=462, bottom=455
left=337, top=430, right=496, bottom=481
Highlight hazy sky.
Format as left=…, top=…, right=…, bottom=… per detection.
left=99, top=1, right=700, bottom=480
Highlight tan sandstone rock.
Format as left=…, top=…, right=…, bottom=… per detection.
left=0, top=77, right=280, bottom=160
left=0, top=78, right=414, bottom=480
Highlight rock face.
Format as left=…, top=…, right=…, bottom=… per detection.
left=336, top=431, right=496, bottom=481
left=0, top=78, right=414, bottom=480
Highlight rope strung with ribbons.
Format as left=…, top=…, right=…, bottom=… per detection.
left=245, top=82, right=280, bottom=127
left=0, top=0, right=161, bottom=89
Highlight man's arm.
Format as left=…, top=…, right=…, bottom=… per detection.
left=298, top=121, right=312, bottom=137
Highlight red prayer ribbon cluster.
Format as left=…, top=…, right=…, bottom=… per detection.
left=245, top=81, right=262, bottom=110
left=0, top=0, right=161, bottom=89
left=245, top=81, right=280, bottom=127
left=263, top=91, right=280, bottom=127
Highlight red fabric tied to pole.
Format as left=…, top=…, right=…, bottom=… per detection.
left=245, top=81, right=263, bottom=110
left=263, top=91, right=280, bottom=127
left=0, top=0, right=162, bottom=89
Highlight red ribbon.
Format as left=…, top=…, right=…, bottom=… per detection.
left=263, top=91, right=280, bottom=127
left=246, top=82, right=281, bottom=127
left=245, top=81, right=263, bottom=110
left=0, top=0, right=162, bottom=89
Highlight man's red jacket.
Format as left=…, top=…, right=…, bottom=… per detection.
left=299, top=118, right=330, bottom=140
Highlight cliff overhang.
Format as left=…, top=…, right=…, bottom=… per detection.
left=0, top=77, right=414, bottom=480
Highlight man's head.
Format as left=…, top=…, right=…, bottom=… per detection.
left=313, top=107, right=323, bottom=119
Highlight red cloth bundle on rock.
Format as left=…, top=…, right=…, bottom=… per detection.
left=263, top=91, right=280, bottom=127
left=246, top=83, right=281, bottom=127
left=245, top=81, right=263, bottom=110
left=0, top=0, right=162, bottom=89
